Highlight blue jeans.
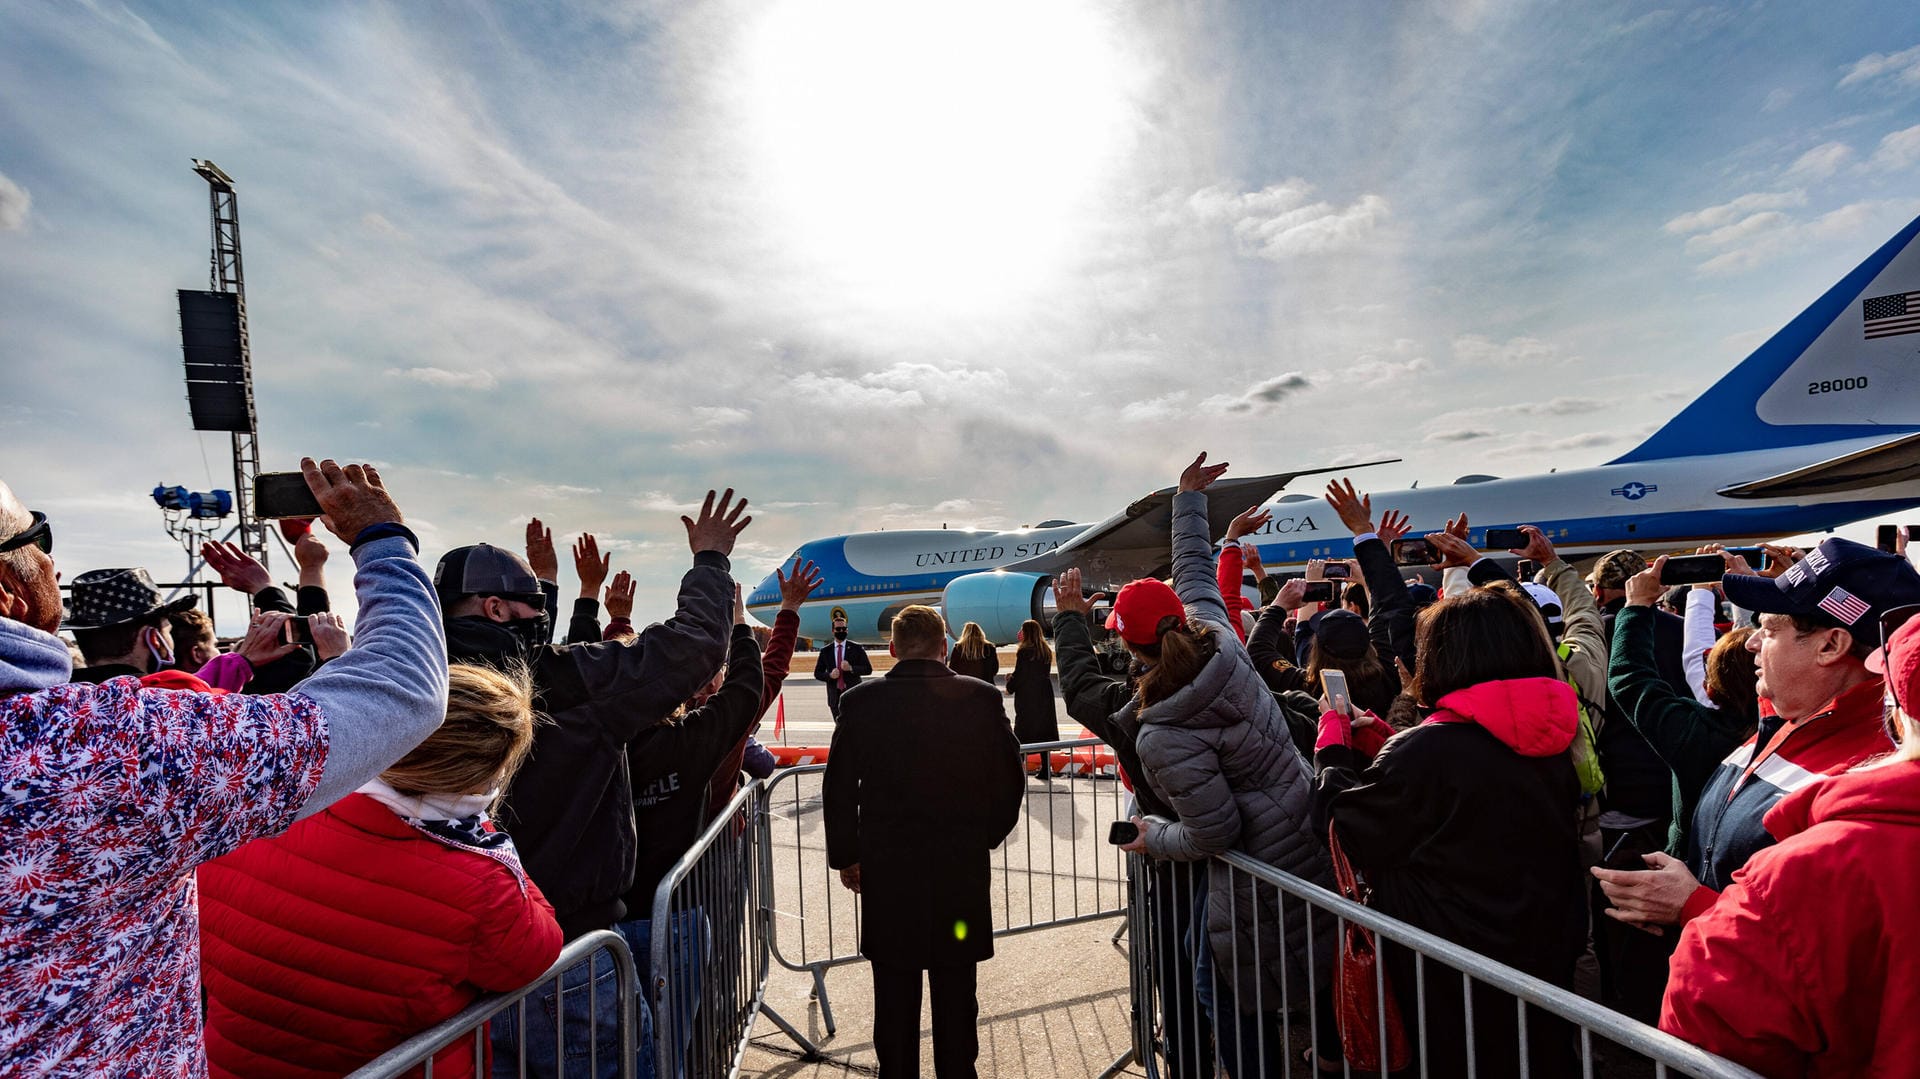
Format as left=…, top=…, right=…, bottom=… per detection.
left=1191, top=889, right=1290, bottom=1079
left=615, top=912, right=709, bottom=1076
left=489, top=945, right=654, bottom=1079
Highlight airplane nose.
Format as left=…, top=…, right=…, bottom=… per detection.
left=746, top=568, right=783, bottom=611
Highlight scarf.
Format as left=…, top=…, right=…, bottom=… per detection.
left=358, top=777, right=532, bottom=891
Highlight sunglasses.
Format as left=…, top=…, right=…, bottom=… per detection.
left=0, top=511, right=50, bottom=556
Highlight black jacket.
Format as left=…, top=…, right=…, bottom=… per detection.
left=1053, top=610, right=1173, bottom=820
left=948, top=648, right=998, bottom=683
left=813, top=637, right=872, bottom=713
left=823, top=660, right=1024, bottom=968
left=620, top=624, right=763, bottom=919
left=1005, top=649, right=1058, bottom=744
left=458, top=550, right=733, bottom=938
left=1597, top=599, right=1690, bottom=827
left=245, top=584, right=331, bottom=693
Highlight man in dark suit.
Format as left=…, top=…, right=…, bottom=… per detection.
left=813, top=612, right=872, bottom=718
left=823, top=605, right=1025, bottom=1078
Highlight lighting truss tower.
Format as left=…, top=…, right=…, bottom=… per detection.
left=189, top=158, right=268, bottom=567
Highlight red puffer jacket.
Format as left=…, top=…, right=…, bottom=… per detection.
left=199, top=793, right=563, bottom=1079
left=1663, top=760, right=1920, bottom=1076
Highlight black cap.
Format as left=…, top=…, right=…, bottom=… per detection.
left=1315, top=608, right=1371, bottom=660
left=433, top=544, right=543, bottom=609
left=1722, top=537, right=1920, bottom=633
left=64, top=568, right=197, bottom=630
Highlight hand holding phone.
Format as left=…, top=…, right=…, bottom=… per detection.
left=1659, top=553, right=1725, bottom=586
left=1321, top=668, right=1352, bottom=717
left=254, top=472, right=326, bottom=520
left=1392, top=538, right=1435, bottom=566
left=1484, top=527, right=1528, bottom=550
left=1107, top=821, right=1139, bottom=846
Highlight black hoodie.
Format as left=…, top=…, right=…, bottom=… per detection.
left=450, top=549, right=733, bottom=938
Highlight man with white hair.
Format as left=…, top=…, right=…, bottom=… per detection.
left=0, top=461, right=450, bottom=1075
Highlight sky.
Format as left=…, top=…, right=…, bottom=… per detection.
left=3, top=0, right=1920, bottom=631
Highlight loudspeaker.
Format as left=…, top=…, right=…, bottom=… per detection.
left=178, top=290, right=253, bottom=432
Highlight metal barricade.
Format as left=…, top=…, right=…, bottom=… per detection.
left=648, top=779, right=820, bottom=1079
left=1117, top=839, right=1765, bottom=1079
left=758, top=736, right=1133, bottom=1035
left=350, top=930, right=638, bottom=1078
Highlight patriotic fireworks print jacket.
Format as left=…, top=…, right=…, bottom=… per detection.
left=0, top=673, right=327, bottom=1076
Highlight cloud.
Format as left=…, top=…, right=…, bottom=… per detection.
left=1205, top=372, right=1312, bottom=413
left=1783, top=141, right=1853, bottom=182
left=1340, top=356, right=1433, bottom=387
left=1691, top=199, right=1920, bottom=274
left=1838, top=44, right=1920, bottom=89
left=1426, top=429, right=1495, bottom=443
left=1120, top=393, right=1187, bottom=422
left=788, top=363, right=1010, bottom=411
left=1486, top=431, right=1620, bottom=458
left=1450, top=334, right=1568, bottom=368
left=0, top=171, right=28, bottom=231
left=525, top=483, right=601, bottom=498
left=691, top=406, right=750, bottom=429
left=1762, top=87, right=1794, bottom=113
left=384, top=366, right=498, bottom=390
left=1867, top=124, right=1920, bottom=173
left=1189, top=181, right=1389, bottom=260
left=1663, top=190, right=1806, bottom=234
left=631, top=491, right=700, bottom=513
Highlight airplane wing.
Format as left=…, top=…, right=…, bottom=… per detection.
left=1001, top=459, right=1399, bottom=585
left=1717, top=433, right=1920, bottom=499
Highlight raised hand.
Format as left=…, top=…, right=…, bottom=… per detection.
left=202, top=540, right=273, bottom=596
left=682, top=489, right=752, bottom=557
left=292, top=530, right=329, bottom=572
left=1625, top=558, right=1667, bottom=608
left=1377, top=510, right=1412, bottom=546
left=1274, top=577, right=1309, bottom=611
left=1324, top=479, right=1376, bottom=536
left=299, top=458, right=403, bottom=545
left=1425, top=530, right=1479, bottom=570
left=235, top=611, right=300, bottom=668
left=603, top=570, right=636, bottom=621
left=573, top=533, right=610, bottom=598
left=1758, top=543, right=1801, bottom=579
left=1701, top=543, right=1755, bottom=579
left=1052, top=568, right=1107, bottom=619
left=733, top=583, right=747, bottom=626
left=1516, top=525, right=1557, bottom=565
left=525, top=518, right=558, bottom=582
left=1240, top=543, right=1266, bottom=580
left=308, top=611, right=351, bottom=661
left=1225, top=506, right=1272, bottom=543
left=1178, top=452, right=1229, bottom=493
left=1444, top=512, right=1470, bottom=541
left=777, top=558, right=824, bottom=610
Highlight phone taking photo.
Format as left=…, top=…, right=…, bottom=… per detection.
left=1300, top=581, right=1336, bottom=604
left=1879, top=524, right=1901, bottom=553
left=255, top=472, right=325, bottom=520
left=1321, top=668, right=1352, bottom=717
left=1659, top=553, right=1725, bottom=586
left=1107, top=821, right=1139, bottom=846
left=1392, top=538, right=1435, bottom=566
left=282, top=616, right=312, bottom=646
left=1321, top=562, right=1351, bottom=580
left=1484, top=527, right=1528, bottom=550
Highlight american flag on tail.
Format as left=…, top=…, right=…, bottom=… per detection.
left=1864, top=290, right=1920, bottom=339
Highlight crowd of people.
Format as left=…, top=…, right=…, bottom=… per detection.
left=5, top=447, right=1920, bottom=1077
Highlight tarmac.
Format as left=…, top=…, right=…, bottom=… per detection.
left=742, top=655, right=1143, bottom=1077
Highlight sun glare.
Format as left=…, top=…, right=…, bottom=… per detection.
left=738, top=0, right=1134, bottom=317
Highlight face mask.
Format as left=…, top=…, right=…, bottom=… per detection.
left=833, top=627, right=848, bottom=640
left=504, top=613, right=551, bottom=652
left=144, top=626, right=175, bottom=673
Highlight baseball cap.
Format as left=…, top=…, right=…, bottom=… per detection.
left=1722, top=537, right=1920, bottom=636
left=1869, top=606, right=1920, bottom=716
left=1521, top=582, right=1565, bottom=630
left=434, top=543, right=544, bottom=609
left=1405, top=582, right=1439, bottom=609
left=1106, top=578, right=1184, bottom=646
left=1314, top=608, right=1371, bottom=659
left=1588, top=550, right=1648, bottom=591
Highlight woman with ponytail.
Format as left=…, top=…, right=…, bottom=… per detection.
left=1115, top=452, right=1338, bottom=1076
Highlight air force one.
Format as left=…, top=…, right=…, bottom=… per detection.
left=749, top=215, right=1920, bottom=645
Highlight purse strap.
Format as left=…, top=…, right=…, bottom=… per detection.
left=1327, top=821, right=1367, bottom=904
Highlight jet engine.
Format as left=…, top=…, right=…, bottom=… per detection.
left=939, top=571, right=1054, bottom=645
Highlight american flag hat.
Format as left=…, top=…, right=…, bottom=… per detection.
left=1721, top=537, right=1920, bottom=632
left=62, top=567, right=198, bottom=630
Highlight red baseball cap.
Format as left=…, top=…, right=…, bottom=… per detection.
left=1868, top=606, right=1920, bottom=716
left=1105, top=578, right=1184, bottom=645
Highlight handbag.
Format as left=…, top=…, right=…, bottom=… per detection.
left=1328, top=822, right=1412, bottom=1072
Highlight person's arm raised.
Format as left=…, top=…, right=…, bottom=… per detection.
left=1169, top=452, right=1233, bottom=632
left=288, top=458, right=450, bottom=819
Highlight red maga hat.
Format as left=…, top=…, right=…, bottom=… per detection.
left=1106, top=578, right=1184, bottom=646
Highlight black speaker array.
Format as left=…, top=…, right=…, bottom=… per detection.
left=178, top=289, right=253, bottom=432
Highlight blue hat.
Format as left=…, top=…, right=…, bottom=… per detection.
left=1721, top=537, right=1920, bottom=633
left=1405, top=582, right=1439, bottom=608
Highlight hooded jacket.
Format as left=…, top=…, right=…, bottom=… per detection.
left=452, top=550, right=733, bottom=938
left=1316, top=677, right=1587, bottom=1079
left=1132, top=491, right=1335, bottom=1012
left=1663, top=761, right=1920, bottom=1077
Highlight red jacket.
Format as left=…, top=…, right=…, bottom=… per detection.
left=1663, top=760, right=1920, bottom=1076
left=199, top=793, right=563, bottom=1079
left=1216, top=546, right=1253, bottom=642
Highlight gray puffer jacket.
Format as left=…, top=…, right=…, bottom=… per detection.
left=1135, top=490, right=1337, bottom=1011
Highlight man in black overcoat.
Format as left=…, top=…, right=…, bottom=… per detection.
left=823, top=604, right=1025, bottom=1078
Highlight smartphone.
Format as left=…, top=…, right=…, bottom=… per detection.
left=1600, top=830, right=1653, bottom=872
left=1725, top=546, right=1763, bottom=566
left=1515, top=559, right=1538, bottom=580
left=1659, top=553, right=1725, bottom=586
left=1391, top=538, right=1435, bottom=566
left=1322, top=563, right=1351, bottom=580
left=282, top=616, right=312, bottom=646
left=1300, top=581, right=1335, bottom=604
left=1107, top=821, right=1139, bottom=846
left=1879, top=524, right=1901, bottom=552
left=1907, top=525, right=1920, bottom=542
left=255, top=472, right=324, bottom=520
left=1484, top=527, right=1528, bottom=550
left=1321, top=668, right=1352, bottom=717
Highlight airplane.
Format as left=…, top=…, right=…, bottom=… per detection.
left=749, top=214, right=1920, bottom=645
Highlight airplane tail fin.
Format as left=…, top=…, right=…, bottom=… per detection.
left=1612, top=214, right=1920, bottom=464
